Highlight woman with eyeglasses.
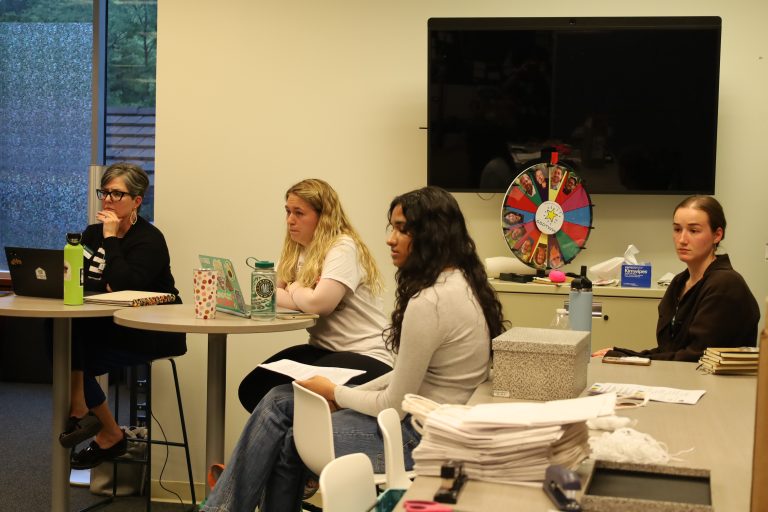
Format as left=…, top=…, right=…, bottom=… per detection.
left=593, top=195, right=759, bottom=362
left=201, top=186, right=507, bottom=511
left=58, top=162, right=186, bottom=469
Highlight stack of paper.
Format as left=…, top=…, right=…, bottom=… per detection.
left=699, top=347, right=759, bottom=375
left=405, top=393, right=616, bottom=484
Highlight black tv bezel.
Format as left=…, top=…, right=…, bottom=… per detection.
left=427, top=16, right=722, bottom=195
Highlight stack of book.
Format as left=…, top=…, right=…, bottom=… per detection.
left=699, top=347, right=760, bottom=375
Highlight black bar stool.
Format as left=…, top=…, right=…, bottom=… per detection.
left=80, top=358, right=196, bottom=511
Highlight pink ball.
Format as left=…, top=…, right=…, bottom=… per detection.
left=549, top=270, right=566, bottom=283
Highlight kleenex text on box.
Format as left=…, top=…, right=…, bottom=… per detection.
left=621, top=264, right=652, bottom=288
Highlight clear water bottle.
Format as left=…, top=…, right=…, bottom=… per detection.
left=63, top=232, right=84, bottom=305
left=250, top=260, right=276, bottom=321
left=550, top=308, right=570, bottom=329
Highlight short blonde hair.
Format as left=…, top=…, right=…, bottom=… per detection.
left=276, top=179, right=382, bottom=294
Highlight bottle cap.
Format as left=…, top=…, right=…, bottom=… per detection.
left=571, top=265, right=592, bottom=291
left=66, top=232, right=82, bottom=245
left=253, top=260, right=274, bottom=269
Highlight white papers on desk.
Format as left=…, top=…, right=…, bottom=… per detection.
left=258, top=359, right=365, bottom=385
left=589, top=382, right=705, bottom=405
left=406, top=393, right=615, bottom=484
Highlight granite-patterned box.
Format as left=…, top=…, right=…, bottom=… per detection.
left=492, top=327, right=590, bottom=401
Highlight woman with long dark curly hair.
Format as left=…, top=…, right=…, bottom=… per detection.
left=201, top=186, right=507, bottom=511
left=383, top=186, right=507, bottom=354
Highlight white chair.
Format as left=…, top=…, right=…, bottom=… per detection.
left=292, top=382, right=390, bottom=485
left=292, top=381, right=336, bottom=477
left=377, top=408, right=414, bottom=489
left=319, top=453, right=377, bottom=512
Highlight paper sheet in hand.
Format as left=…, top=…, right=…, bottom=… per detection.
left=589, top=382, right=705, bottom=404
left=258, top=359, right=365, bottom=385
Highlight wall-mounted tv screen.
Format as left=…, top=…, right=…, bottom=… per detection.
left=427, top=17, right=721, bottom=194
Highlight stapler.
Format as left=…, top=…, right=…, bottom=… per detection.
left=543, top=465, right=582, bottom=511
left=433, top=461, right=467, bottom=504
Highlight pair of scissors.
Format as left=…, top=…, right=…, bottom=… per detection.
left=404, top=500, right=453, bottom=511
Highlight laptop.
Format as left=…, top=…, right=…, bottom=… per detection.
left=198, top=255, right=250, bottom=317
left=5, top=246, right=65, bottom=299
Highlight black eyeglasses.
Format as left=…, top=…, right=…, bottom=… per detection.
left=96, top=189, right=129, bottom=201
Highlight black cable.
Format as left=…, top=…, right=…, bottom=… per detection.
left=151, top=410, right=186, bottom=508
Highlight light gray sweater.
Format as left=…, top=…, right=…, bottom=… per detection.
left=334, top=269, right=491, bottom=417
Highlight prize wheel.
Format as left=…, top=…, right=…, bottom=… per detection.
left=501, top=161, right=593, bottom=270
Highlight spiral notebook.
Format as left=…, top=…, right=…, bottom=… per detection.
left=84, top=290, right=176, bottom=307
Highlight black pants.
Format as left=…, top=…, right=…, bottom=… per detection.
left=70, top=316, right=186, bottom=408
left=237, top=344, right=392, bottom=413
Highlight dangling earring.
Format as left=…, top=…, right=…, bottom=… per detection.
left=130, top=209, right=138, bottom=225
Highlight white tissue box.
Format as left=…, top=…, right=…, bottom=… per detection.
left=492, top=327, right=590, bottom=401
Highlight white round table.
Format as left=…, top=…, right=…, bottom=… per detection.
left=0, top=295, right=121, bottom=512
left=113, top=304, right=315, bottom=494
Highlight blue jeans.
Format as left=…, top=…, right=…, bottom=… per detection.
left=202, top=384, right=420, bottom=512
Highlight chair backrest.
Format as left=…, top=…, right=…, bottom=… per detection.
left=292, top=381, right=336, bottom=476
left=377, top=408, right=413, bottom=489
left=319, top=453, right=377, bottom=512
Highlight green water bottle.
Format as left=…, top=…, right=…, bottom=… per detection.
left=64, top=232, right=84, bottom=305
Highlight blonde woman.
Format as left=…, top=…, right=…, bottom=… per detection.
left=238, top=179, right=393, bottom=412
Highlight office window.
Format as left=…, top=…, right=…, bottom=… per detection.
left=0, top=1, right=158, bottom=271
left=106, top=0, right=157, bottom=221
left=0, top=2, right=93, bottom=269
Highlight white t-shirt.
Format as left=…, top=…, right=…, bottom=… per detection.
left=302, top=236, right=393, bottom=367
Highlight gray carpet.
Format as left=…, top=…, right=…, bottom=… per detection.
left=0, top=382, right=193, bottom=512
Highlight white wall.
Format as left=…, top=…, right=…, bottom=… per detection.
left=153, top=0, right=768, bottom=490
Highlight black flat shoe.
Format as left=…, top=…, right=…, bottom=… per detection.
left=70, top=431, right=128, bottom=470
left=59, top=412, right=103, bottom=448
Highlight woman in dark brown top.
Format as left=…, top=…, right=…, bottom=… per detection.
left=594, top=195, right=759, bottom=362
